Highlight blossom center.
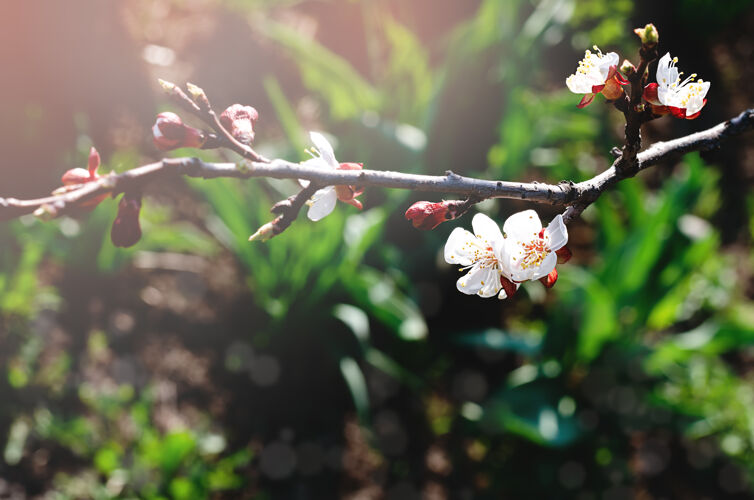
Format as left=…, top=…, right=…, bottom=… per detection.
left=519, top=238, right=550, bottom=270
left=461, top=236, right=499, bottom=271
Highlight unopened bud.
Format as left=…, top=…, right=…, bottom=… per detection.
left=620, top=59, right=636, bottom=77
left=219, top=104, right=259, bottom=145
left=634, top=23, right=659, bottom=46
left=33, top=203, right=58, bottom=221
left=249, top=220, right=276, bottom=242
left=186, top=82, right=210, bottom=108
left=61, top=168, right=92, bottom=185
left=110, top=193, right=142, bottom=248
left=152, top=112, right=206, bottom=151
left=158, top=78, right=178, bottom=92
left=405, top=201, right=449, bottom=230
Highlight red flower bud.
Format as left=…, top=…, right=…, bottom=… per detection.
left=405, top=201, right=450, bottom=231
left=152, top=112, right=206, bottom=151
left=111, top=194, right=142, bottom=248
left=539, top=269, right=558, bottom=288
left=219, top=104, right=259, bottom=145
left=60, top=147, right=108, bottom=209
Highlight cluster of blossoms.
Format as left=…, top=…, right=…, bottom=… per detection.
left=566, top=29, right=710, bottom=119
left=443, top=211, right=571, bottom=300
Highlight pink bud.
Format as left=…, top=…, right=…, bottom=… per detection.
left=219, top=104, right=259, bottom=145
left=60, top=146, right=107, bottom=209
left=61, top=168, right=93, bottom=185
left=111, top=194, right=142, bottom=248
left=88, top=147, right=100, bottom=177
left=152, top=112, right=206, bottom=151
left=405, top=201, right=449, bottom=231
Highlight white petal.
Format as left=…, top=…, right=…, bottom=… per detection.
left=598, top=52, right=619, bottom=81
left=503, top=210, right=542, bottom=240
left=309, top=132, right=338, bottom=168
left=656, top=53, right=677, bottom=89
left=544, top=214, right=568, bottom=251
left=456, top=265, right=500, bottom=297
left=566, top=74, right=593, bottom=94
left=472, top=213, right=504, bottom=255
left=307, top=187, right=337, bottom=221
left=529, top=252, right=557, bottom=281
left=444, top=228, right=477, bottom=266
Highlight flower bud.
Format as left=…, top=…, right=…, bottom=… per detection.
left=59, top=147, right=108, bottom=209
left=249, top=220, right=276, bottom=242
left=152, top=112, right=206, bottom=151
left=634, top=24, right=659, bottom=46
left=219, top=104, right=259, bottom=145
left=620, top=59, right=636, bottom=77
left=186, top=82, right=210, bottom=108
left=405, top=201, right=449, bottom=231
left=110, top=194, right=142, bottom=248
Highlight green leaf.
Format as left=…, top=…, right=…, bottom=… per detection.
left=262, top=21, right=381, bottom=120
left=340, top=357, right=370, bottom=425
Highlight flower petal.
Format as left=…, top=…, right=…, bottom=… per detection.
left=544, top=214, right=568, bottom=251
left=307, top=186, right=337, bottom=221
left=472, top=213, right=504, bottom=255
left=529, top=251, right=557, bottom=281
left=503, top=210, right=542, bottom=240
left=309, top=132, right=338, bottom=168
left=656, top=52, right=676, bottom=88
left=456, top=265, right=500, bottom=297
left=444, top=228, right=477, bottom=266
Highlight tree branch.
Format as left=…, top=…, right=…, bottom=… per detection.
left=1, top=109, right=752, bottom=227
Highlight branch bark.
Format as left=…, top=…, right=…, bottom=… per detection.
left=1, top=109, right=752, bottom=226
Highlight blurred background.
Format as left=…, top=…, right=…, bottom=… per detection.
left=1, top=0, right=754, bottom=498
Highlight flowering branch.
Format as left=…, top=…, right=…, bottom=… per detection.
left=1, top=107, right=751, bottom=226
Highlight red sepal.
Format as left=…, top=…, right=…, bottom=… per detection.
left=539, top=269, right=558, bottom=288
left=335, top=162, right=365, bottom=208
left=668, top=106, right=687, bottom=119
left=642, top=83, right=660, bottom=105
left=500, top=276, right=518, bottom=298
left=555, top=246, right=572, bottom=264
left=577, top=93, right=595, bottom=109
